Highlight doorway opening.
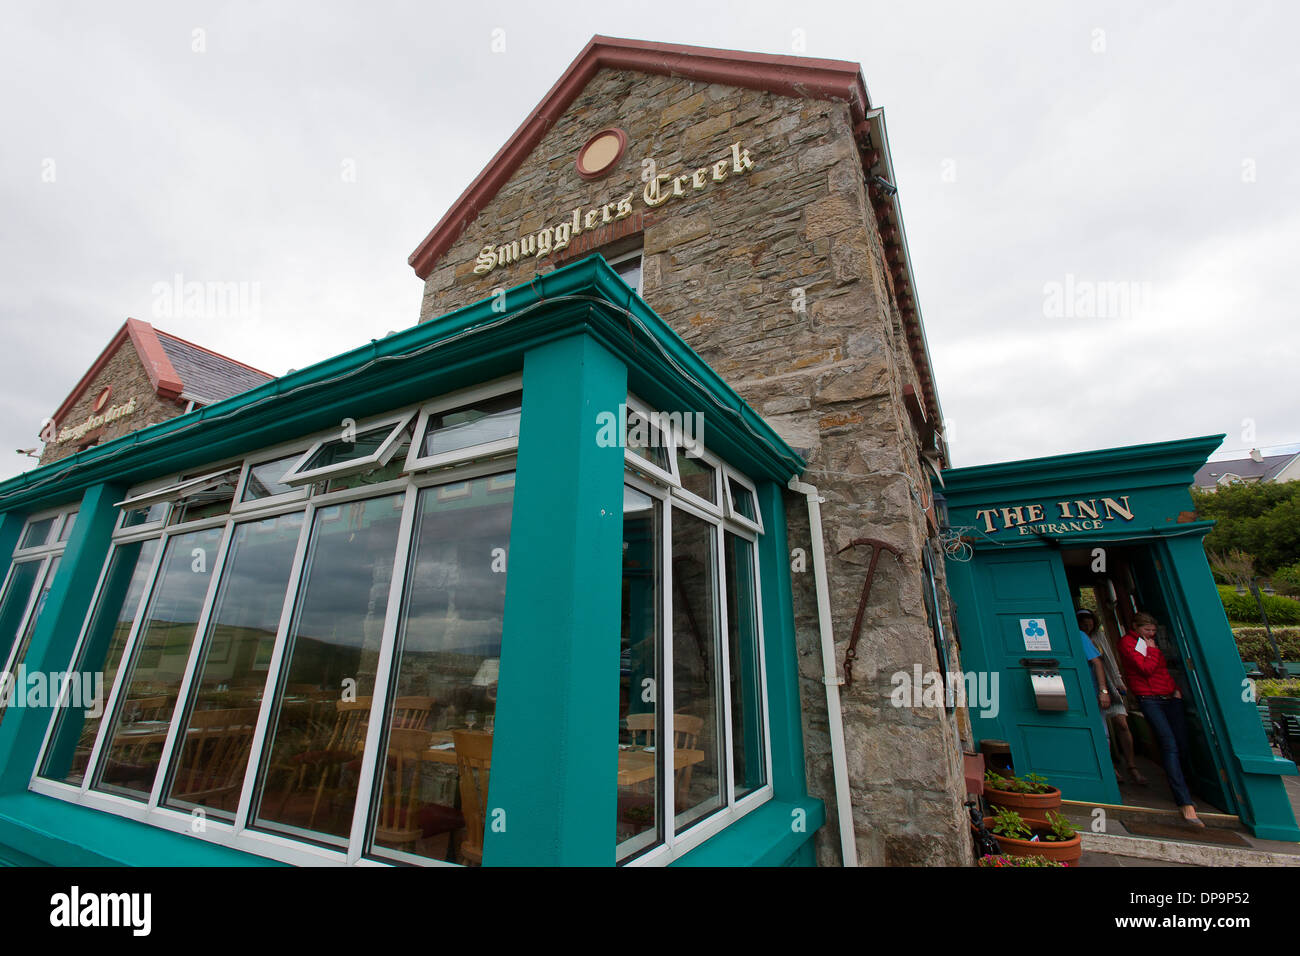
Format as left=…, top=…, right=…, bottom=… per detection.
left=1062, top=542, right=1237, bottom=817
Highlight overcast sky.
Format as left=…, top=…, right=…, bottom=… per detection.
left=2, top=1, right=1296, bottom=483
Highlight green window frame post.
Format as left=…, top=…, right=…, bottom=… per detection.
left=487, top=333, right=627, bottom=865
left=0, top=483, right=122, bottom=793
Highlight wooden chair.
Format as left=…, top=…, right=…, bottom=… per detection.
left=623, top=712, right=704, bottom=807
left=452, top=730, right=493, bottom=866
left=375, top=728, right=435, bottom=848
left=391, top=696, right=436, bottom=731
left=278, top=699, right=371, bottom=829
left=171, top=708, right=258, bottom=808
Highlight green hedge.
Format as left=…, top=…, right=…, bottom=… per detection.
left=1217, top=585, right=1300, bottom=626
left=1233, top=626, right=1300, bottom=663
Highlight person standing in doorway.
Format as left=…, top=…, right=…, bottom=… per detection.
left=1077, top=609, right=1146, bottom=786
left=1118, top=612, right=1203, bottom=826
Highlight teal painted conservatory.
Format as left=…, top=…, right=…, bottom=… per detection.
left=941, top=438, right=1299, bottom=842
left=0, top=256, right=824, bottom=866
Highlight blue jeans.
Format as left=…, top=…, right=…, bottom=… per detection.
left=1138, top=696, right=1194, bottom=807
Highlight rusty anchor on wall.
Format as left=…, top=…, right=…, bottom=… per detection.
left=836, top=537, right=905, bottom=689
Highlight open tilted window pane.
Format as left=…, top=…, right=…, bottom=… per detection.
left=282, top=414, right=413, bottom=486
left=617, top=485, right=663, bottom=861
left=40, top=539, right=160, bottom=787
left=725, top=532, right=766, bottom=800
left=369, top=472, right=514, bottom=865
left=419, top=392, right=521, bottom=460
left=625, top=410, right=671, bottom=475
left=163, top=512, right=304, bottom=820
left=251, top=494, right=404, bottom=847
left=676, top=450, right=717, bottom=505
left=92, top=526, right=224, bottom=800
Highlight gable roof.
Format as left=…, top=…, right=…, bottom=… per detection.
left=406, top=35, right=944, bottom=440
left=49, top=318, right=273, bottom=430
left=1194, top=453, right=1299, bottom=487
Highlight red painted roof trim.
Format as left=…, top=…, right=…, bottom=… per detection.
left=126, top=317, right=185, bottom=401
left=407, top=35, right=870, bottom=281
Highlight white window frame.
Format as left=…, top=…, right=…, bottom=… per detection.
left=280, top=410, right=415, bottom=487
left=607, top=247, right=644, bottom=296
left=232, top=442, right=312, bottom=513
left=723, top=467, right=763, bottom=534
left=669, top=437, right=724, bottom=518
left=617, top=462, right=774, bottom=867
left=12, top=505, right=77, bottom=555
left=114, top=466, right=243, bottom=513
left=623, top=394, right=679, bottom=488
left=403, top=374, right=523, bottom=473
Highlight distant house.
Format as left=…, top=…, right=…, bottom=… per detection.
left=1193, top=449, right=1300, bottom=491
left=38, top=318, right=273, bottom=465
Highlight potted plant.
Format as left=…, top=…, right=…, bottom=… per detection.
left=984, top=770, right=1062, bottom=819
left=986, top=807, right=1082, bottom=866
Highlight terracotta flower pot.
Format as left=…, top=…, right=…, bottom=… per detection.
left=985, top=784, right=1062, bottom=817
left=991, top=827, right=1082, bottom=866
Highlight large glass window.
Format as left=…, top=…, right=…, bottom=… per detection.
left=0, top=561, right=44, bottom=671
left=41, top=539, right=160, bottom=786
left=369, top=472, right=514, bottom=865
left=0, top=557, right=60, bottom=730
left=616, top=460, right=770, bottom=863
left=163, top=512, right=305, bottom=819
left=93, top=526, right=223, bottom=800
left=251, top=493, right=404, bottom=845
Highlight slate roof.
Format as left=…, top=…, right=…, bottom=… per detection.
left=1193, top=453, right=1297, bottom=488
left=155, top=330, right=273, bottom=404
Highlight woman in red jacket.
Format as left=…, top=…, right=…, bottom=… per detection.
left=1118, top=612, right=1203, bottom=826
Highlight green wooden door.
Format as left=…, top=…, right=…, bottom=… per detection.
left=975, top=550, right=1120, bottom=805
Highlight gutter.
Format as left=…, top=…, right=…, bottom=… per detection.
left=788, top=477, right=857, bottom=867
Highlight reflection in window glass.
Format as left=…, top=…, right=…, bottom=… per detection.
left=370, top=473, right=514, bottom=864
left=676, top=451, right=716, bottom=504
left=729, top=479, right=756, bottom=522
left=58, top=512, right=79, bottom=542
left=173, top=471, right=240, bottom=524
left=617, top=486, right=662, bottom=861
left=242, top=456, right=302, bottom=502
left=41, top=539, right=160, bottom=786
left=19, top=518, right=55, bottom=550
left=164, top=512, right=304, bottom=819
left=253, top=494, right=403, bottom=845
left=301, top=425, right=395, bottom=473
left=121, top=503, right=168, bottom=529
left=324, top=437, right=411, bottom=494
left=93, top=526, right=223, bottom=800
left=725, top=533, right=765, bottom=799
left=420, top=393, right=521, bottom=460
left=0, top=561, right=44, bottom=671
left=626, top=411, right=670, bottom=472
left=0, top=557, right=60, bottom=729
left=671, top=509, right=722, bottom=828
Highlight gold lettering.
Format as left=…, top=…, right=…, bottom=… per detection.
left=731, top=142, right=755, bottom=173
left=712, top=159, right=729, bottom=182
left=602, top=203, right=615, bottom=223
left=615, top=192, right=633, bottom=218
left=474, top=245, right=498, bottom=275
left=692, top=167, right=707, bottom=188
left=584, top=208, right=600, bottom=230
left=644, top=174, right=672, bottom=207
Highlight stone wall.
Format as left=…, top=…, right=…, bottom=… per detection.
left=417, top=68, right=971, bottom=865
left=39, top=342, right=185, bottom=466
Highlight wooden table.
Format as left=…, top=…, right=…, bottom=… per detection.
left=617, top=748, right=704, bottom=787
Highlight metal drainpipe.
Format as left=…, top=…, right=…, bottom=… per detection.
left=788, top=477, right=858, bottom=867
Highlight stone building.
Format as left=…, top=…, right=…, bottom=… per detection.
left=38, top=318, right=272, bottom=466
left=410, top=37, right=969, bottom=866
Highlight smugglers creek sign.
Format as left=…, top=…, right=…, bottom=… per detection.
left=971, top=494, right=1136, bottom=536
left=471, top=142, right=756, bottom=277
left=52, top=397, right=138, bottom=444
